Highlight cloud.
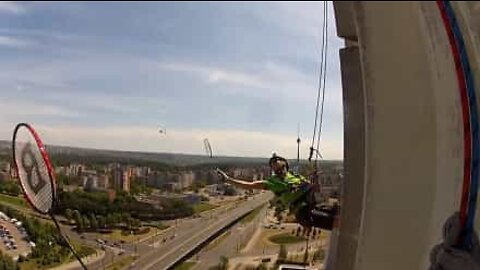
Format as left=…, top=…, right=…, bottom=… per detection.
left=157, top=60, right=326, bottom=102
left=0, top=100, right=81, bottom=118
left=10, top=125, right=343, bottom=160
left=0, top=1, right=26, bottom=15
left=158, top=62, right=269, bottom=89
left=0, top=36, right=31, bottom=48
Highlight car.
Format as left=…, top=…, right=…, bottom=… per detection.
left=96, top=239, right=105, bottom=245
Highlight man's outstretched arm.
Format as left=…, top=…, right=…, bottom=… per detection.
left=216, top=169, right=266, bottom=190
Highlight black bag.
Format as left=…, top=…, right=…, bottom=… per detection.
left=296, top=203, right=337, bottom=230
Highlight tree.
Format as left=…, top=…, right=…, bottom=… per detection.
left=303, top=246, right=309, bottom=264
left=313, top=248, right=325, bottom=262
left=106, top=214, right=114, bottom=228
left=97, top=215, right=106, bottom=229
left=73, top=210, right=83, bottom=231
left=0, top=249, right=17, bottom=270
left=132, top=219, right=141, bottom=229
left=126, top=217, right=134, bottom=230
left=113, top=213, right=122, bottom=224
left=89, top=214, right=98, bottom=231
left=121, top=213, right=131, bottom=224
left=64, top=209, right=73, bottom=224
left=82, top=215, right=90, bottom=229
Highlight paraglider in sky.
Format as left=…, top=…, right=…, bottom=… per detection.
left=158, top=127, right=166, bottom=135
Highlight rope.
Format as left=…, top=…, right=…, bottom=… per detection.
left=309, top=1, right=328, bottom=162
left=315, top=2, right=329, bottom=163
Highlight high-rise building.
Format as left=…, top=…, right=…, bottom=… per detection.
left=112, top=166, right=123, bottom=190
left=82, top=170, right=98, bottom=192
left=83, top=175, right=98, bottom=191
left=97, top=175, right=110, bottom=190
left=122, top=171, right=130, bottom=193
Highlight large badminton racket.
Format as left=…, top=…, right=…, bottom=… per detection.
left=204, top=138, right=213, bottom=158
left=12, top=123, right=87, bottom=269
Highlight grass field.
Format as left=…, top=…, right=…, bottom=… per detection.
left=0, top=193, right=27, bottom=208
left=268, top=233, right=306, bottom=244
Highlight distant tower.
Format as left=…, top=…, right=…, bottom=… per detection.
left=296, top=124, right=301, bottom=173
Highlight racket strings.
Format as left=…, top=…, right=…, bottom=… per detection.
left=14, top=129, right=53, bottom=214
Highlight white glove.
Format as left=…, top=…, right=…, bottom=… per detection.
left=429, top=212, right=480, bottom=270
left=215, top=168, right=229, bottom=182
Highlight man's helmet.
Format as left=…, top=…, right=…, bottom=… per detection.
left=269, top=153, right=289, bottom=171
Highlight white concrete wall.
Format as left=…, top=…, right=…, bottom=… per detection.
left=332, top=2, right=480, bottom=270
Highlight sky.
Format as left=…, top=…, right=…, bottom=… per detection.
left=0, top=1, right=344, bottom=159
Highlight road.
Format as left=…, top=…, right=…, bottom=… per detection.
left=192, top=205, right=268, bottom=269
left=128, top=192, right=272, bottom=270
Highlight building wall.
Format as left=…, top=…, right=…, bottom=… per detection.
left=331, top=2, right=480, bottom=270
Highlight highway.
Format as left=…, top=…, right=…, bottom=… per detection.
left=128, top=192, right=272, bottom=270
left=64, top=192, right=272, bottom=270
left=192, top=205, right=268, bottom=269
